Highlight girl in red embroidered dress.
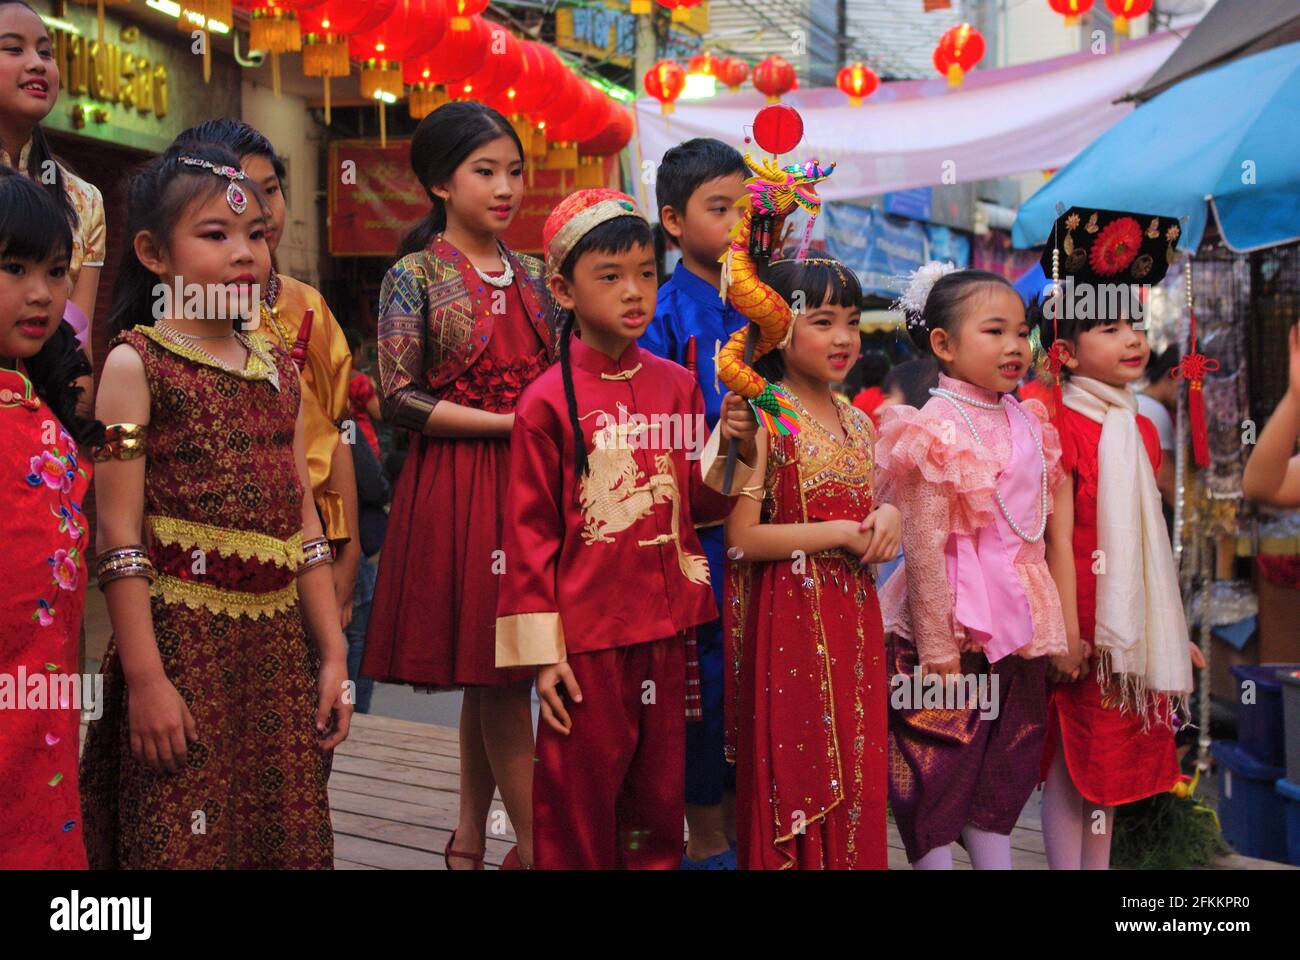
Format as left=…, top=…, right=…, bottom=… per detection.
left=361, top=103, right=553, bottom=869
left=725, top=258, right=901, bottom=870
left=78, top=144, right=351, bottom=869
left=0, top=169, right=102, bottom=869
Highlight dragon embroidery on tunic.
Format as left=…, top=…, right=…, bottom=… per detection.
left=577, top=405, right=710, bottom=586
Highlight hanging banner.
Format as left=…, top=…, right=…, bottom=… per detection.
left=824, top=203, right=927, bottom=298
left=556, top=0, right=708, bottom=66
left=971, top=229, right=1040, bottom=281
left=328, top=140, right=618, bottom=257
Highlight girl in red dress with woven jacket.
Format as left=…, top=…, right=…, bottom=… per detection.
left=1034, top=207, right=1204, bottom=870
left=0, top=169, right=102, bottom=869
left=362, top=102, right=553, bottom=870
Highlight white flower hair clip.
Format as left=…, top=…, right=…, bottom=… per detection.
left=895, top=260, right=958, bottom=327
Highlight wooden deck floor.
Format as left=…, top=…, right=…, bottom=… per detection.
left=331, top=711, right=1285, bottom=870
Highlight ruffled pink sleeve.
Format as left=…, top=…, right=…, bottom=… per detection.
left=876, top=405, right=999, bottom=666
left=1020, top=398, right=1065, bottom=499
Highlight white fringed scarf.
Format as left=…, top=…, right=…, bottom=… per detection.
left=1063, top=376, right=1192, bottom=726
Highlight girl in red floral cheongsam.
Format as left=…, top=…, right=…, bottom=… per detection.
left=0, top=168, right=102, bottom=868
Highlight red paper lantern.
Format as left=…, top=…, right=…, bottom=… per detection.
left=688, top=51, right=717, bottom=76
left=751, top=104, right=803, bottom=156
left=501, top=41, right=562, bottom=116
left=448, top=0, right=489, bottom=31
left=933, top=22, right=985, bottom=87
left=403, top=14, right=489, bottom=86
left=455, top=26, right=523, bottom=102
left=717, top=57, right=750, bottom=92
left=1047, top=0, right=1095, bottom=27
left=836, top=62, right=879, bottom=106
left=657, top=0, right=703, bottom=23
left=579, top=106, right=634, bottom=158
left=299, top=0, right=394, bottom=36
left=349, top=0, right=446, bottom=63
left=551, top=80, right=610, bottom=144
left=1104, top=0, right=1151, bottom=35
left=753, top=55, right=796, bottom=103
left=644, top=59, right=687, bottom=115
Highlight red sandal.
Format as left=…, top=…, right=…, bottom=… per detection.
left=443, top=831, right=485, bottom=871
left=500, top=846, right=530, bottom=870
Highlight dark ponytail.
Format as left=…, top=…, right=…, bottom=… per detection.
left=556, top=308, right=588, bottom=480
left=0, top=167, right=100, bottom=446
left=108, top=141, right=261, bottom=335
left=398, top=101, right=524, bottom=259
left=901, top=268, right=1019, bottom=357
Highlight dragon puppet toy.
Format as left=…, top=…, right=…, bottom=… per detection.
left=717, top=153, right=835, bottom=447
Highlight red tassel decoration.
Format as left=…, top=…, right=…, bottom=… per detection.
left=1174, top=265, right=1219, bottom=469
left=291, top=308, right=314, bottom=373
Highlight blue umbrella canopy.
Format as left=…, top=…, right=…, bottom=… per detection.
left=1015, top=40, right=1300, bottom=254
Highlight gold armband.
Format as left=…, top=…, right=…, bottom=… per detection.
left=739, top=484, right=766, bottom=503
left=96, top=545, right=157, bottom=588
left=299, top=536, right=333, bottom=573
left=94, top=423, right=148, bottom=462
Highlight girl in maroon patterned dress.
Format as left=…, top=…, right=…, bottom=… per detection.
left=78, top=143, right=352, bottom=869
left=0, top=170, right=102, bottom=868
left=362, top=103, right=552, bottom=869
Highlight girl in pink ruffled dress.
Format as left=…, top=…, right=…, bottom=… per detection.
left=875, top=265, right=1076, bottom=870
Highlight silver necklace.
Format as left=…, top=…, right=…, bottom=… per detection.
left=930, top=386, right=1048, bottom=543
left=160, top=326, right=235, bottom=341
left=474, top=243, right=514, bottom=288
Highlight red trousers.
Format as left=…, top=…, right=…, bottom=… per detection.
left=533, top=636, right=685, bottom=869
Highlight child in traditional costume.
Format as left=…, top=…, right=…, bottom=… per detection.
left=175, top=119, right=360, bottom=627
left=876, top=264, right=1072, bottom=869
left=495, top=188, right=756, bottom=869
left=0, top=169, right=102, bottom=868
left=725, top=256, right=900, bottom=870
left=79, top=143, right=351, bottom=869
left=1034, top=207, right=1201, bottom=870
left=361, top=103, right=553, bottom=869
left=641, top=137, right=750, bottom=868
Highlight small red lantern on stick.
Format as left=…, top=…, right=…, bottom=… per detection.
left=1104, top=0, right=1152, bottom=36
left=836, top=62, right=879, bottom=106
left=657, top=0, right=703, bottom=22
left=1048, top=0, right=1095, bottom=27
left=933, top=22, right=985, bottom=87
left=753, top=55, right=796, bottom=103
left=644, top=60, right=687, bottom=115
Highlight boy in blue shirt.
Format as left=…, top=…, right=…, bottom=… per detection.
left=641, top=137, right=749, bottom=869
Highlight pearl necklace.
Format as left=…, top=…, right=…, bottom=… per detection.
left=930, top=386, right=1048, bottom=543
left=474, top=243, right=515, bottom=289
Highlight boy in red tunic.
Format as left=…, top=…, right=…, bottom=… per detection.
left=495, top=190, right=757, bottom=869
left=1034, top=207, right=1204, bottom=870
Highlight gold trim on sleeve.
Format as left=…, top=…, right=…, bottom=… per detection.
left=700, top=422, right=755, bottom=494
left=496, top=612, right=567, bottom=667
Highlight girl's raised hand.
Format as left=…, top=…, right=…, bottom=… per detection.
left=127, top=673, right=197, bottom=774
left=1188, top=640, right=1207, bottom=670
left=857, top=504, right=901, bottom=564
left=719, top=392, right=759, bottom=463
left=316, top=657, right=354, bottom=750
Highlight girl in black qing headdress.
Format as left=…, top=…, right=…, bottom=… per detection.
left=0, top=168, right=101, bottom=869
left=361, top=101, right=554, bottom=870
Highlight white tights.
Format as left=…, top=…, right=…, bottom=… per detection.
left=1041, top=748, right=1114, bottom=869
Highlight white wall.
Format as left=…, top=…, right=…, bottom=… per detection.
left=240, top=80, right=327, bottom=288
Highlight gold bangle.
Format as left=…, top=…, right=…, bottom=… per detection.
left=739, top=484, right=766, bottom=503
left=94, top=423, right=148, bottom=462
